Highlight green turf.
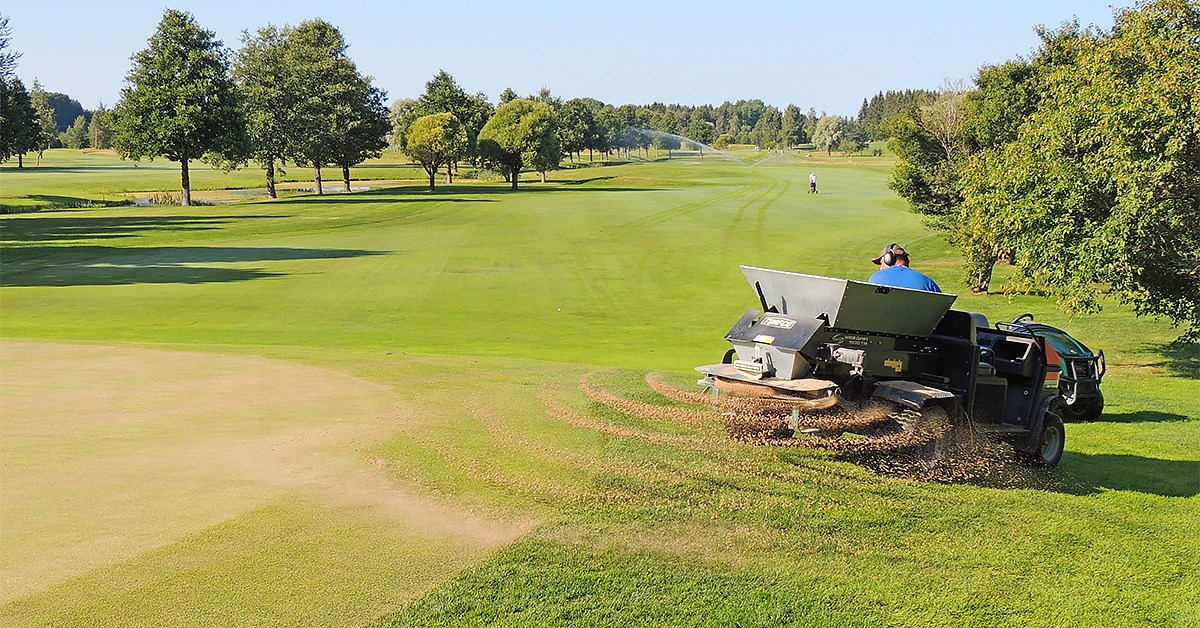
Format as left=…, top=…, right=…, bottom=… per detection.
left=1, top=149, right=1196, bottom=626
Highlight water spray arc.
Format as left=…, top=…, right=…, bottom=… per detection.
left=633, top=128, right=748, bottom=166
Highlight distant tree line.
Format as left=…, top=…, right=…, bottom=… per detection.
left=3, top=8, right=887, bottom=199
left=883, top=0, right=1200, bottom=339
left=856, top=89, right=938, bottom=140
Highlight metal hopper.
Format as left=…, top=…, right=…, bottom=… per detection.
left=740, top=266, right=956, bottom=337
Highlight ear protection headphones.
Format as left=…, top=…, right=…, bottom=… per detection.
left=881, top=243, right=909, bottom=267
left=881, top=243, right=898, bottom=267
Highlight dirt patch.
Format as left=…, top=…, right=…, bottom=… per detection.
left=0, top=340, right=527, bottom=604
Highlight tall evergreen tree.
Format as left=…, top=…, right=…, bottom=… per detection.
left=88, top=103, right=114, bottom=150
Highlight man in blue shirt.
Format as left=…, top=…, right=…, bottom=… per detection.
left=868, top=243, right=942, bottom=292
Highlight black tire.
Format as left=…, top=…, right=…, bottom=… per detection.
left=1061, top=392, right=1104, bottom=422
left=1031, top=412, right=1065, bottom=467
left=721, top=348, right=736, bottom=364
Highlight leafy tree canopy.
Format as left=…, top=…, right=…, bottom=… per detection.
left=478, top=98, right=558, bottom=190
left=404, top=112, right=468, bottom=191
left=113, top=9, right=247, bottom=205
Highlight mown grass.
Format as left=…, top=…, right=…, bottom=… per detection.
left=0, top=149, right=1196, bottom=626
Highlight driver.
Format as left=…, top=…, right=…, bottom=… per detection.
left=869, top=243, right=942, bottom=293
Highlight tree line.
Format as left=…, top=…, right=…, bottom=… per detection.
left=2, top=9, right=879, bottom=200
left=884, top=0, right=1199, bottom=339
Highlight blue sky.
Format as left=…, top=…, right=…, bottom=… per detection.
left=4, top=1, right=1119, bottom=115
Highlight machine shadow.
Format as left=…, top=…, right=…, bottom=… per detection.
left=0, top=245, right=385, bottom=287
left=1055, top=452, right=1200, bottom=498
left=1080, top=410, right=1191, bottom=424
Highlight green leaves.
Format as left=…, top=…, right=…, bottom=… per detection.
left=954, top=0, right=1200, bottom=337
left=478, top=99, right=559, bottom=189
left=112, top=9, right=246, bottom=175
left=404, top=112, right=468, bottom=190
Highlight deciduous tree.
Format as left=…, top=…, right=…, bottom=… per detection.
left=112, top=9, right=246, bottom=205
left=478, top=98, right=558, bottom=190
left=956, top=0, right=1200, bottom=337
left=812, top=115, right=846, bottom=156
left=1, top=78, right=40, bottom=166
left=235, top=24, right=293, bottom=198
left=404, top=112, right=468, bottom=191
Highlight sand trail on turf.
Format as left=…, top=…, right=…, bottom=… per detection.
left=0, top=340, right=525, bottom=604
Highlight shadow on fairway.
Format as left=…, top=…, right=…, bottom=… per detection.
left=281, top=183, right=657, bottom=202
left=0, top=245, right=384, bottom=287
left=1144, top=341, right=1200, bottom=380
left=1, top=214, right=287, bottom=243
left=0, top=165, right=166, bottom=174
left=20, top=195, right=132, bottom=208
left=1079, top=410, right=1192, bottom=424
left=1057, top=452, right=1200, bottom=497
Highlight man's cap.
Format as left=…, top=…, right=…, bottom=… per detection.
left=871, top=243, right=908, bottom=265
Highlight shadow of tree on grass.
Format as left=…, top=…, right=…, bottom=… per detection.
left=1143, top=341, right=1200, bottom=380
left=0, top=245, right=385, bottom=287
left=1056, top=452, right=1200, bottom=497
left=1, top=214, right=287, bottom=244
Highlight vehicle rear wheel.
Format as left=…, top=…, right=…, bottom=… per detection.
left=1061, top=392, right=1104, bottom=422
left=1031, top=412, right=1065, bottom=467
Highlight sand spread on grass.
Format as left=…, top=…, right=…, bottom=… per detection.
left=0, top=340, right=526, bottom=604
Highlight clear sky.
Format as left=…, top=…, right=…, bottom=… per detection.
left=4, top=0, right=1119, bottom=115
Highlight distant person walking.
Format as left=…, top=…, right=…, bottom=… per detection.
left=809, top=171, right=818, bottom=194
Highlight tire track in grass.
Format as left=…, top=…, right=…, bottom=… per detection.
left=754, top=179, right=791, bottom=247
left=611, top=185, right=755, bottom=232
left=727, top=179, right=779, bottom=234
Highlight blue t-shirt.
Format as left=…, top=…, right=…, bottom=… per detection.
left=868, top=265, right=942, bottom=293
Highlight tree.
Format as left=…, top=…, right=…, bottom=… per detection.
left=43, top=91, right=86, bottom=133
left=30, top=82, right=57, bottom=164
left=284, top=19, right=369, bottom=195
left=498, top=87, right=518, bottom=104
left=112, top=9, right=246, bottom=206
left=650, top=110, right=681, bottom=158
left=404, top=112, right=468, bottom=191
left=478, top=98, right=559, bottom=190
left=686, top=110, right=713, bottom=157
left=394, top=71, right=492, bottom=179
left=780, top=104, right=807, bottom=147
left=89, top=103, right=114, bottom=150
left=1, top=78, right=40, bottom=166
left=751, top=107, right=782, bottom=149
left=0, top=14, right=19, bottom=80
left=235, top=24, right=295, bottom=199
left=812, top=115, right=846, bottom=156
left=956, top=0, right=1200, bottom=337
left=557, top=98, right=593, bottom=161
left=330, top=80, right=389, bottom=192
left=388, top=97, right=415, bottom=148
left=838, top=121, right=870, bottom=154
left=60, top=114, right=88, bottom=149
